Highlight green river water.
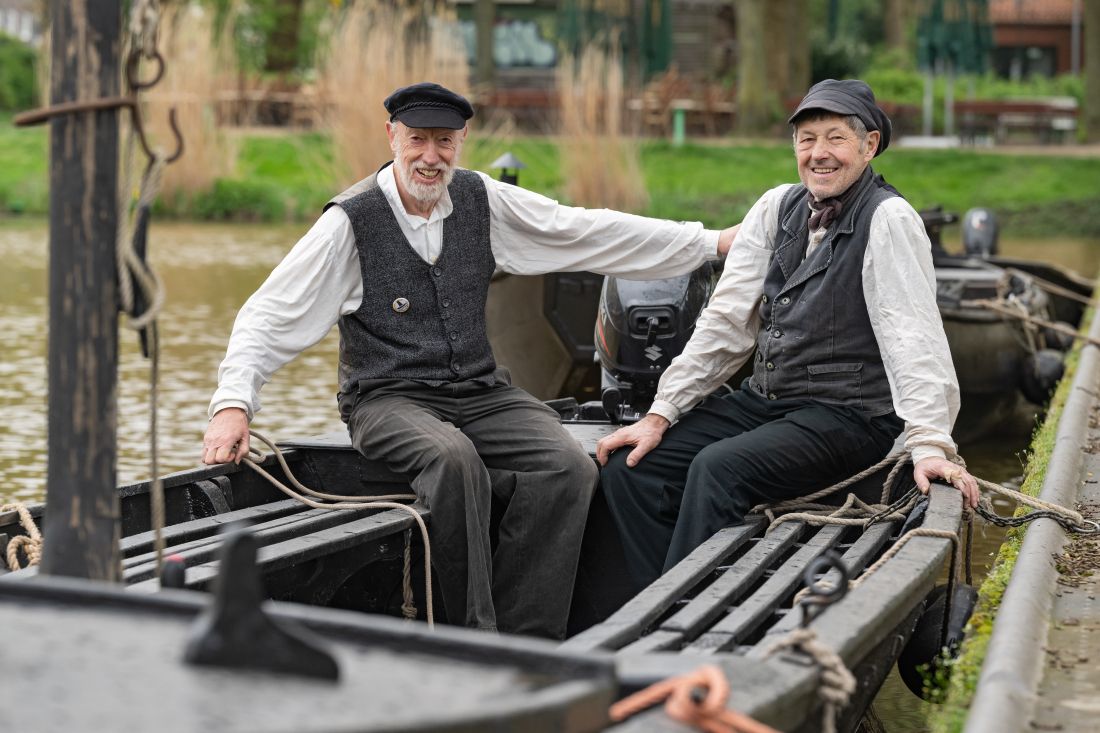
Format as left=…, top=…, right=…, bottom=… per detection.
left=1, top=219, right=1099, bottom=730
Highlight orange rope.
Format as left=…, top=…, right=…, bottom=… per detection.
left=609, top=665, right=781, bottom=733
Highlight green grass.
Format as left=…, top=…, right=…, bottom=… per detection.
left=3, top=114, right=1100, bottom=235
left=928, top=304, right=1095, bottom=732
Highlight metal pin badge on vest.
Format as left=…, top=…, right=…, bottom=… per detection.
left=392, top=298, right=410, bottom=313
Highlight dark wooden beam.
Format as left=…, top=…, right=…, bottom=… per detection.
left=38, top=0, right=123, bottom=580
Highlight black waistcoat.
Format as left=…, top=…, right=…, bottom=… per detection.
left=325, top=164, right=497, bottom=392
left=747, top=171, right=898, bottom=415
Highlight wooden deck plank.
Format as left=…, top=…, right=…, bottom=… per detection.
left=122, top=504, right=389, bottom=583
left=560, top=517, right=765, bottom=653
left=126, top=504, right=430, bottom=593
left=119, top=499, right=307, bottom=557
left=752, top=521, right=897, bottom=647
left=685, top=524, right=847, bottom=654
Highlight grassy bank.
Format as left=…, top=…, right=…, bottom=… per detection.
left=4, top=116, right=1100, bottom=236
left=929, top=304, right=1095, bottom=732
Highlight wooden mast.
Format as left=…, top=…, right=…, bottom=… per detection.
left=37, top=0, right=124, bottom=580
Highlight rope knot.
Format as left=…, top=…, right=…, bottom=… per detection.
left=761, top=628, right=855, bottom=733
left=609, top=664, right=780, bottom=733
left=1, top=503, right=42, bottom=571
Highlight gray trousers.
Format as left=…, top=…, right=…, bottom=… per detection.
left=337, top=367, right=599, bottom=639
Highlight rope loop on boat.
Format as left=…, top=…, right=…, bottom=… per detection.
left=609, top=664, right=781, bottom=733
left=760, top=628, right=856, bottom=733
left=1, top=503, right=42, bottom=571
left=243, top=430, right=434, bottom=628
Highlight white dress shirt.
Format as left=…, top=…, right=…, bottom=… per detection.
left=209, top=164, right=720, bottom=420
left=648, top=183, right=960, bottom=464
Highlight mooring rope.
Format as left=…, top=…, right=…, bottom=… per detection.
left=1, top=503, right=42, bottom=571
left=760, top=628, right=856, bottom=733
left=241, top=430, right=434, bottom=628
left=609, top=664, right=781, bottom=733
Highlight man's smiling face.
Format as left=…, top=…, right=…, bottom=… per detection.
left=794, top=114, right=880, bottom=201
left=387, top=121, right=466, bottom=203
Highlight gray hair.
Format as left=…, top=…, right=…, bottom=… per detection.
left=792, top=111, right=869, bottom=148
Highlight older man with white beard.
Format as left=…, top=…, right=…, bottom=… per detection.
left=201, top=83, right=739, bottom=639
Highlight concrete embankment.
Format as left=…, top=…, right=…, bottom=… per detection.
left=963, top=308, right=1100, bottom=733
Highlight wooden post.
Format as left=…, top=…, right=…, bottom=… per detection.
left=734, top=0, right=768, bottom=135
left=37, top=0, right=123, bottom=581
left=475, top=0, right=495, bottom=87
left=1086, top=0, right=1100, bottom=142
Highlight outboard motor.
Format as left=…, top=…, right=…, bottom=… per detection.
left=962, top=207, right=999, bottom=258
left=595, top=263, right=715, bottom=423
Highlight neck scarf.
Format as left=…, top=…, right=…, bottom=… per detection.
left=806, top=167, right=870, bottom=233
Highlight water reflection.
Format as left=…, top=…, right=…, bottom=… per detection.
left=0, top=220, right=346, bottom=502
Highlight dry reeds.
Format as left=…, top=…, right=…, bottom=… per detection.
left=556, top=39, right=648, bottom=213
left=141, top=3, right=237, bottom=201
left=316, top=0, right=470, bottom=185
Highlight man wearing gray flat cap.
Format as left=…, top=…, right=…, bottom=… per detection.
left=201, top=82, right=740, bottom=638
left=598, top=79, right=980, bottom=592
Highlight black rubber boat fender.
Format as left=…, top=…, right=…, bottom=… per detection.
left=898, top=582, right=979, bottom=699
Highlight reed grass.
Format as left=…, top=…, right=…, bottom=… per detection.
left=555, top=39, right=648, bottom=212
left=142, top=3, right=238, bottom=202
left=316, top=0, right=469, bottom=186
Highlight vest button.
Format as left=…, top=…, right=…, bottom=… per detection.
left=768, top=393, right=777, bottom=400
left=756, top=352, right=763, bottom=363
left=762, top=294, right=768, bottom=303
left=442, top=299, right=451, bottom=307
left=450, top=331, right=458, bottom=340
left=766, top=361, right=775, bottom=370
left=433, top=266, right=442, bottom=277
left=780, top=296, right=790, bottom=305
left=452, top=363, right=461, bottom=372
left=773, top=329, right=782, bottom=338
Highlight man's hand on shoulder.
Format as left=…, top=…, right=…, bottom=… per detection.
left=717, top=223, right=741, bottom=256
left=596, top=414, right=671, bottom=467
left=913, top=456, right=979, bottom=508
left=202, top=407, right=251, bottom=465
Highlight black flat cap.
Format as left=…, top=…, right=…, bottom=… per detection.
left=788, top=79, right=892, bottom=156
left=384, top=82, right=474, bottom=130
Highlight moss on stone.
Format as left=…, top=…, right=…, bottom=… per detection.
left=928, top=310, right=1092, bottom=732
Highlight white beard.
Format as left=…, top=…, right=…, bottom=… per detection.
left=397, top=154, right=459, bottom=203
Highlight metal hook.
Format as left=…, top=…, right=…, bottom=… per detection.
left=799, top=551, right=850, bottom=628
left=126, top=49, right=184, bottom=164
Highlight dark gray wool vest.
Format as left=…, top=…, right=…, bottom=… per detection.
left=747, top=169, right=899, bottom=415
left=325, top=164, right=498, bottom=392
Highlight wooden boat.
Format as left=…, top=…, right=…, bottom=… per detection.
left=0, top=422, right=966, bottom=732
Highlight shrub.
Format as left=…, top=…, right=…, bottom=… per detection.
left=0, top=34, right=37, bottom=111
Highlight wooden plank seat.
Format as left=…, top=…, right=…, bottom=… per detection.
left=128, top=504, right=431, bottom=606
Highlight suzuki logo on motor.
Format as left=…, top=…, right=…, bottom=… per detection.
left=644, top=345, right=662, bottom=361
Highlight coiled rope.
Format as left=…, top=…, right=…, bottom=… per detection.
left=241, top=430, right=434, bottom=628
left=1, top=504, right=42, bottom=571
left=609, top=664, right=780, bottom=733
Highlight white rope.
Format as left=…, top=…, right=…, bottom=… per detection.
left=761, top=628, right=855, bottom=733
left=1, top=503, right=42, bottom=570
left=242, top=430, right=434, bottom=628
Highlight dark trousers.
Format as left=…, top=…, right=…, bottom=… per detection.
left=338, top=367, right=599, bottom=640
left=601, top=383, right=904, bottom=592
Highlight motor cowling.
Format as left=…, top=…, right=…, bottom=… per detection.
left=962, top=208, right=999, bottom=258
left=595, top=263, right=714, bottom=420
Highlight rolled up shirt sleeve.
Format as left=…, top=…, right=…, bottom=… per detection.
left=648, top=185, right=793, bottom=423
left=476, top=171, right=720, bottom=279
left=208, top=207, right=363, bottom=420
left=863, top=199, right=960, bottom=463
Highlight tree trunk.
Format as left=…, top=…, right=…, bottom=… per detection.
left=786, top=0, right=811, bottom=98
left=265, top=0, right=304, bottom=73
left=1086, top=0, right=1100, bottom=141
left=885, top=0, right=906, bottom=55
left=475, top=0, right=496, bottom=87
left=764, top=0, right=788, bottom=103
left=735, top=0, right=768, bottom=134
left=38, top=0, right=122, bottom=581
